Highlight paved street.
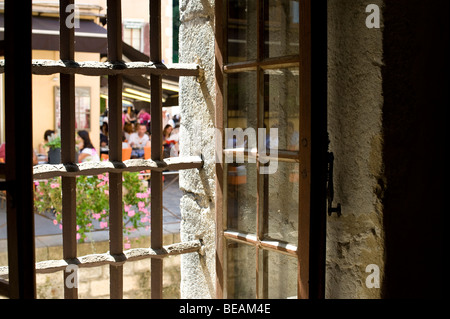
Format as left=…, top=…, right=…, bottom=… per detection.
left=0, top=172, right=182, bottom=253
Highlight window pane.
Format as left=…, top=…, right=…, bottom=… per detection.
left=226, top=162, right=257, bottom=234
left=264, top=250, right=297, bottom=298
left=132, top=28, right=142, bottom=51
left=226, top=240, right=256, bottom=298
left=263, top=67, right=299, bottom=151
left=227, top=0, right=257, bottom=63
left=226, top=71, right=257, bottom=133
left=264, top=161, right=299, bottom=244
left=264, top=0, right=299, bottom=58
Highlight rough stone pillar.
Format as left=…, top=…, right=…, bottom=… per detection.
left=178, top=0, right=216, bottom=298
left=326, top=0, right=385, bottom=298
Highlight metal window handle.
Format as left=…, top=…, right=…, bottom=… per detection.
left=327, top=151, right=342, bottom=217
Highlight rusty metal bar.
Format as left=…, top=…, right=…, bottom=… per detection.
left=60, top=0, right=78, bottom=299
left=107, top=0, right=124, bottom=299
left=0, top=60, right=199, bottom=77
left=0, top=240, right=203, bottom=277
left=32, top=156, right=203, bottom=179
left=4, top=0, right=36, bottom=299
left=150, top=0, right=164, bottom=300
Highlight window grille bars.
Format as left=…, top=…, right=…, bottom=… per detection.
left=0, top=0, right=203, bottom=299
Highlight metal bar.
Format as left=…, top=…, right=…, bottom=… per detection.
left=150, top=0, right=164, bottom=299
left=60, top=0, right=77, bottom=299
left=0, top=60, right=201, bottom=77
left=0, top=240, right=203, bottom=276
left=214, top=0, right=225, bottom=300
left=32, top=156, right=204, bottom=179
left=107, top=0, right=124, bottom=299
left=4, top=0, right=36, bottom=299
left=0, top=278, right=9, bottom=298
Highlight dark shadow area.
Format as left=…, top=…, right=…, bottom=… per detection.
left=382, top=0, right=447, bottom=298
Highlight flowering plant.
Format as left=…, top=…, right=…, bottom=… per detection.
left=34, top=172, right=151, bottom=246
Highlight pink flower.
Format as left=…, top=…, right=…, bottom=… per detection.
left=104, top=190, right=109, bottom=195
left=140, top=217, right=149, bottom=223
left=97, top=174, right=104, bottom=180
left=76, top=233, right=81, bottom=240
left=138, top=201, right=145, bottom=210
left=53, top=219, right=58, bottom=225
left=50, top=183, right=59, bottom=189
left=100, top=221, right=108, bottom=229
left=87, top=223, right=92, bottom=227
left=124, top=242, right=131, bottom=249
left=76, top=225, right=80, bottom=231
left=97, top=181, right=105, bottom=188
left=127, top=210, right=135, bottom=217
left=124, top=205, right=130, bottom=212
left=93, top=213, right=101, bottom=220
left=59, top=224, right=63, bottom=230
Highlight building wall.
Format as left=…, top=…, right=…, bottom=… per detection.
left=326, top=0, right=385, bottom=298
left=32, top=50, right=101, bottom=154
left=178, top=0, right=216, bottom=299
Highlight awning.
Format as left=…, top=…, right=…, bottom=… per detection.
left=0, top=13, right=107, bottom=54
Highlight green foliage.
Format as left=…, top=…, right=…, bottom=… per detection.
left=34, top=172, right=151, bottom=244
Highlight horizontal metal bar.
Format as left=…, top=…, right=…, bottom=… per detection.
left=0, top=240, right=202, bottom=276
left=224, top=230, right=298, bottom=257
left=0, top=60, right=201, bottom=77
left=32, top=155, right=203, bottom=179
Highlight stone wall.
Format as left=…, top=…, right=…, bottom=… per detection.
left=178, top=0, right=217, bottom=299
left=1, top=233, right=182, bottom=299
left=326, top=0, right=385, bottom=298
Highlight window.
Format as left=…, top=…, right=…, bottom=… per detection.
left=123, top=19, right=144, bottom=52
left=55, top=86, right=91, bottom=130
left=215, top=0, right=326, bottom=299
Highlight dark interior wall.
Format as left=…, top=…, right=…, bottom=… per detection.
left=382, top=0, right=447, bottom=298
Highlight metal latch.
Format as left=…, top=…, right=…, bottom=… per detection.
left=327, top=148, right=342, bottom=217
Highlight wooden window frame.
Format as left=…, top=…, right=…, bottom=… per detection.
left=214, top=0, right=327, bottom=299
left=0, top=0, right=203, bottom=299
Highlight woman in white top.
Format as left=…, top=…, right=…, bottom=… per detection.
left=77, top=130, right=100, bottom=162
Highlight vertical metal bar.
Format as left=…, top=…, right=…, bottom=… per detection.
left=298, top=0, right=312, bottom=299
left=60, top=0, right=78, bottom=299
left=214, top=0, right=225, bottom=300
left=4, top=0, right=36, bottom=299
left=150, top=0, right=164, bottom=299
left=107, top=0, right=124, bottom=299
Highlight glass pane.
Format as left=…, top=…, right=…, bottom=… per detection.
left=226, top=71, right=257, bottom=135
left=264, top=161, right=299, bottom=244
left=227, top=0, right=257, bottom=63
left=264, top=250, right=297, bottom=299
left=226, top=162, right=257, bottom=234
left=263, top=67, right=299, bottom=151
left=226, top=240, right=256, bottom=298
left=264, top=0, right=299, bottom=58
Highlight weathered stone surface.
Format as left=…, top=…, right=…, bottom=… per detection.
left=179, top=0, right=216, bottom=299
left=327, top=0, right=385, bottom=299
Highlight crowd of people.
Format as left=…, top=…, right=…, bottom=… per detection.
left=34, top=107, right=180, bottom=165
